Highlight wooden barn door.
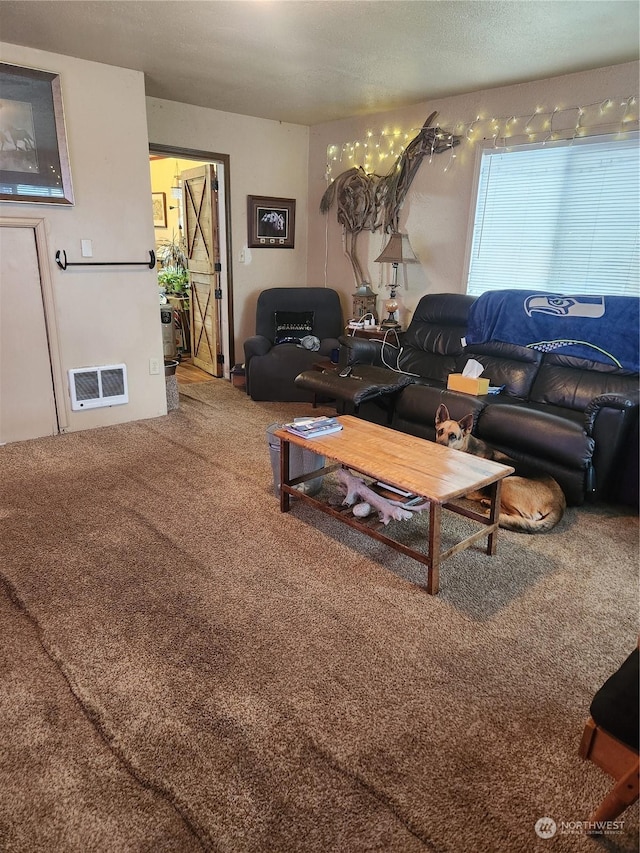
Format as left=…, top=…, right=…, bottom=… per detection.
left=182, top=164, right=222, bottom=376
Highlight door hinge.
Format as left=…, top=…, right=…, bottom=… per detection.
left=214, top=262, right=222, bottom=272
left=214, top=288, right=223, bottom=299
left=217, top=353, right=224, bottom=364
left=212, top=178, right=219, bottom=191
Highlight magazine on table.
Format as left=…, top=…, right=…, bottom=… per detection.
left=284, top=416, right=343, bottom=439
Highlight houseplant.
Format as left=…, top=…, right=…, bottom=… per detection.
left=157, top=232, right=191, bottom=354
left=156, top=232, right=189, bottom=296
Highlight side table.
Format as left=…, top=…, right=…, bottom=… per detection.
left=346, top=325, right=403, bottom=341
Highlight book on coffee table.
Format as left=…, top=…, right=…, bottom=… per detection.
left=284, top=416, right=343, bottom=439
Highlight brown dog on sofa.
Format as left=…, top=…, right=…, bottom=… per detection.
left=435, top=403, right=566, bottom=533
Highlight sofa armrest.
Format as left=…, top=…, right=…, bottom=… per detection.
left=339, top=334, right=399, bottom=369
left=584, top=390, right=639, bottom=435
left=584, top=390, right=639, bottom=501
left=317, top=337, right=341, bottom=358
left=243, top=335, right=273, bottom=395
left=244, top=334, right=272, bottom=362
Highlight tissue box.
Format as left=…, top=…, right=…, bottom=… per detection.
left=447, top=374, right=490, bottom=395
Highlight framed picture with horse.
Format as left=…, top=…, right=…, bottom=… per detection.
left=0, top=62, right=74, bottom=205
left=247, top=195, right=295, bottom=248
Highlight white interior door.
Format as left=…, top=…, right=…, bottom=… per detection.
left=0, top=224, right=59, bottom=443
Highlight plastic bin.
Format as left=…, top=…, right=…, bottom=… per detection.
left=267, top=423, right=325, bottom=497
left=160, top=304, right=178, bottom=359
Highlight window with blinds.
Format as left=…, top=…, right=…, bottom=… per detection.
left=466, top=133, right=639, bottom=298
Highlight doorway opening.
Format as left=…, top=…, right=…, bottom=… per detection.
left=149, top=144, right=234, bottom=382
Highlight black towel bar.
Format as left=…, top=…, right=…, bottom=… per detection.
left=55, top=250, right=156, bottom=270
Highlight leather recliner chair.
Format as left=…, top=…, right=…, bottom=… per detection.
left=243, top=287, right=343, bottom=402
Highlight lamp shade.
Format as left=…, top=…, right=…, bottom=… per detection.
left=374, top=233, right=418, bottom=265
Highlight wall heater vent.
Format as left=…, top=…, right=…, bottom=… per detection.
left=68, top=364, right=128, bottom=411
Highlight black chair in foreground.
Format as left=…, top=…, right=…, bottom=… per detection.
left=578, top=646, right=639, bottom=832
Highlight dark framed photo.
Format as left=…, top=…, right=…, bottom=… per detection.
left=247, top=195, right=295, bottom=248
left=0, top=62, right=74, bottom=204
left=152, top=192, right=167, bottom=228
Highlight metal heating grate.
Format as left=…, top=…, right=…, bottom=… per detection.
left=68, top=364, right=128, bottom=410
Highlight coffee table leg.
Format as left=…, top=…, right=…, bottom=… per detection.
left=427, top=502, right=441, bottom=595
left=280, top=438, right=291, bottom=512
left=486, top=479, right=502, bottom=555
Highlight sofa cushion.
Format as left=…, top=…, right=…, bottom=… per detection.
left=254, top=287, right=343, bottom=343
left=529, top=353, right=639, bottom=411
left=392, top=384, right=486, bottom=442
left=476, top=403, right=594, bottom=470
left=397, top=293, right=475, bottom=383
left=247, top=343, right=334, bottom=402
left=456, top=341, right=542, bottom=399
left=398, top=350, right=458, bottom=383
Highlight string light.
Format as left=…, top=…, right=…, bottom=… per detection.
left=570, top=107, right=585, bottom=142
left=325, top=94, right=638, bottom=179
left=542, top=108, right=558, bottom=145
left=621, top=96, right=636, bottom=127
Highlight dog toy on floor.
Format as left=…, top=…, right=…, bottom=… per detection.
left=336, top=468, right=429, bottom=525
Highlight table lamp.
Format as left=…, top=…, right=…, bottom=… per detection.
left=374, top=232, right=418, bottom=328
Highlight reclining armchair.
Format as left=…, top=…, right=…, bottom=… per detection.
left=243, top=287, right=343, bottom=402
left=579, top=646, right=639, bottom=830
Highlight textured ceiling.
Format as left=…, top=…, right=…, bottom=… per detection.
left=0, top=0, right=638, bottom=125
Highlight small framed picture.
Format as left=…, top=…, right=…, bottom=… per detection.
left=247, top=195, right=295, bottom=248
left=152, top=191, right=167, bottom=228
left=0, top=62, right=74, bottom=204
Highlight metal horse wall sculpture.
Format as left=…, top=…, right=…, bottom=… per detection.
left=320, top=112, right=461, bottom=288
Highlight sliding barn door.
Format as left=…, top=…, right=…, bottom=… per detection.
left=182, top=164, right=222, bottom=376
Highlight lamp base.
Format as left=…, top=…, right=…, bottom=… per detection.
left=380, top=318, right=401, bottom=329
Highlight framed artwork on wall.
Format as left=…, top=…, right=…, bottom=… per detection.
left=0, top=62, right=74, bottom=205
left=152, top=192, right=167, bottom=228
left=247, top=195, right=295, bottom=248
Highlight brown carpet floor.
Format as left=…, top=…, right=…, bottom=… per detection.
left=0, top=379, right=638, bottom=852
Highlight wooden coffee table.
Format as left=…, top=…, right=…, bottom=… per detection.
left=274, top=415, right=514, bottom=594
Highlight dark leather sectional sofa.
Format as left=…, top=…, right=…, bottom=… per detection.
left=336, top=292, right=639, bottom=507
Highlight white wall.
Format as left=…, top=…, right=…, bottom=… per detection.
left=308, top=62, right=639, bottom=329
left=145, top=98, right=310, bottom=363
left=0, top=42, right=167, bottom=431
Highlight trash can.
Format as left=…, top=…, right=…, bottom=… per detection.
left=161, top=304, right=178, bottom=360
left=230, top=363, right=246, bottom=388
left=164, top=359, right=179, bottom=411
left=267, top=423, right=325, bottom=497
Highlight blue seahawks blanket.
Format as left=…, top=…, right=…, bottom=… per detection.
left=466, top=290, right=640, bottom=373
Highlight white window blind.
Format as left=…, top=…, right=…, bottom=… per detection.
left=466, top=134, right=639, bottom=298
